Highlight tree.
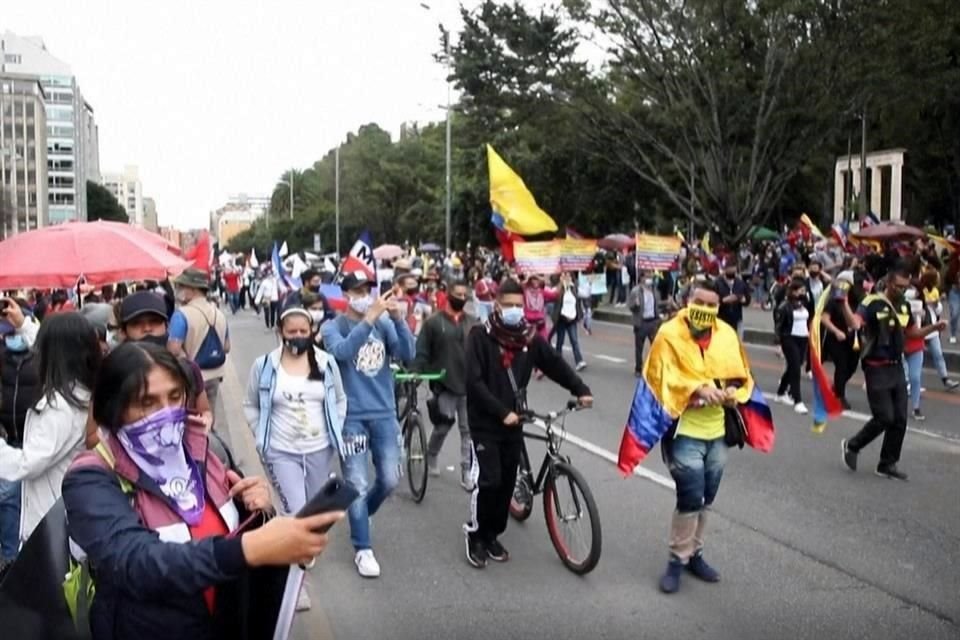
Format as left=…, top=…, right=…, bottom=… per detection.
left=86, top=181, right=128, bottom=223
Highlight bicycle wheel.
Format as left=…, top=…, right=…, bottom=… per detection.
left=405, top=414, right=428, bottom=503
left=509, top=448, right=534, bottom=521
left=543, top=461, right=602, bottom=574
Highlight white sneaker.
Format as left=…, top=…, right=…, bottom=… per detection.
left=354, top=549, right=381, bottom=578
left=295, top=586, right=312, bottom=612
left=951, top=336, right=957, bottom=345
left=794, top=402, right=808, bottom=415
left=920, top=387, right=927, bottom=394
left=575, top=361, right=587, bottom=371
left=775, top=394, right=791, bottom=405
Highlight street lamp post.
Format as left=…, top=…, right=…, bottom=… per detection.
left=335, top=145, right=341, bottom=257
left=279, top=170, right=294, bottom=220
left=420, top=2, right=453, bottom=255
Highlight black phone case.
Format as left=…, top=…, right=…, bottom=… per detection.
left=296, top=476, right=359, bottom=532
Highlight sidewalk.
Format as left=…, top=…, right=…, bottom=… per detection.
left=593, top=302, right=960, bottom=371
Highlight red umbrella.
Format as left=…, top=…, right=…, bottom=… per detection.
left=84, top=220, right=183, bottom=256
left=851, top=221, right=924, bottom=241
left=0, top=222, right=191, bottom=289
left=598, top=233, right=636, bottom=250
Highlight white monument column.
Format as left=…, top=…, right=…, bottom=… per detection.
left=890, top=161, right=903, bottom=222
left=870, top=166, right=882, bottom=217
left=851, top=165, right=862, bottom=209
left=834, top=166, right=846, bottom=222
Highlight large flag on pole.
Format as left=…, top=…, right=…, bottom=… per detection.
left=810, top=285, right=844, bottom=432
left=184, top=230, right=213, bottom=274
left=487, top=144, right=557, bottom=236
left=272, top=241, right=299, bottom=293
left=341, top=230, right=376, bottom=279
left=799, top=213, right=826, bottom=239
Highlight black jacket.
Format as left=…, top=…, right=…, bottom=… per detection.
left=774, top=301, right=811, bottom=342
left=412, top=311, right=477, bottom=396
left=0, top=347, right=40, bottom=446
left=716, top=277, right=751, bottom=326
left=465, top=325, right=590, bottom=441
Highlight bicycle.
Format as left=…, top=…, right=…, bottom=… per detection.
left=509, top=400, right=602, bottom=575
left=393, top=368, right=445, bottom=503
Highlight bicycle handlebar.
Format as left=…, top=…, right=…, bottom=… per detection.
left=393, top=369, right=446, bottom=383
left=521, top=399, right=585, bottom=424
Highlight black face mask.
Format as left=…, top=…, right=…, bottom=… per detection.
left=809, top=271, right=821, bottom=279
left=284, top=336, right=312, bottom=356
left=309, top=284, right=321, bottom=293
left=724, top=271, right=736, bottom=280
left=449, top=297, right=467, bottom=312
left=405, top=287, right=419, bottom=296
left=135, top=333, right=169, bottom=348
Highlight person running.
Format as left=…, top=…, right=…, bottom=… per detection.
left=463, top=278, right=592, bottom=569
left=0, top=312, right=100, bottom=549
left=774, top=280, right=810, bottom=415
left=412, top=280, right=477, bottom=490
left=169, top=268, right=230, bottom=418
left=243, top=306, right=347, bottom=610
left=840, top=263, right=945, bottom=480
left=321, top=271, right=415, bottom=578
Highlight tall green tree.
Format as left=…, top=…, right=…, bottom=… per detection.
left=86, top=181, right=128, bottom=223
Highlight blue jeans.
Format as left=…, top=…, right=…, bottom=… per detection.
left=904, top=351, right=923, bottom=410
left=667, top=436, right=728, bottom=514
left=341, top=416, right=401, bottom=550
left=949, top=289, right=960, bottom=339
left=227, top=291, right=240, bottom=314
left=554, top=318, right=584, bottom=365
left=0, top=478, right=21, bottom=561
left=925, top=335, right=949, bottom=379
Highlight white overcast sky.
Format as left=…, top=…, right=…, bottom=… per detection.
left=4, top=0, right=475, bottom=230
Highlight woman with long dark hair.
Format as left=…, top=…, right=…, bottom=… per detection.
left=63, top=342, right=342, bottom=639
left=0, top=312, right=100, bottom=547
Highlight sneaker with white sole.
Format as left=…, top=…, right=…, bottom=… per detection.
left=951, top=336, right=957, bottom=345
left=354, top=549, right=381, bottom=578
left=793, top=402, right=808, bottom=415
left=460, top=468, right=475, bottom=492
left=775, top=394, right=791, bottom=405
left=575, top=361, right=587, bottom=372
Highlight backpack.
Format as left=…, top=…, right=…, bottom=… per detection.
left=190, top=307, right=226, bottom=370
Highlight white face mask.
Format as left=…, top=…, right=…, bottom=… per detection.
left=309, top=309, right=325, bottom=325
left=349, top=294, right=373, bottom=315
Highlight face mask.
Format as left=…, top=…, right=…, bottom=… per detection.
left=135, top=333, right=169, bottom=348
left=405, top=287, right=419, bottom=296
left=500, top=307, right=525, bottom=327
left=687, top=303, right=718, bottom=331
left=349, top=294, right=373, bottom=315
left=725, top=272, right=736, bottom=280
left=116, top=406, right=205, bottom=526
left=309, top=284, right=321, bottom=293
left=309, top=310, right=325, bottom=325
left=284, top=336, right=312, bottom=356
left=810, top=271, right=821, bottom=278
left=4, top=334, right=27, bottom=353
left=175, top=290, right=189, bottom=304
left=449, top=297, right=467, bottom=312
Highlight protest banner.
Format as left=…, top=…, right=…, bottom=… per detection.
left=635, top=233, right=682, bottom=271
left=514, top=239, right=599, bottom=274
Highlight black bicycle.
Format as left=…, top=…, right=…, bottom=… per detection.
left=393, top=368, right=445, bottom=503
left=509, top=401, right=602, bottom=575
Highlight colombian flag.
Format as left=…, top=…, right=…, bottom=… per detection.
left=487, top=144, right=558, bottom=236
left=810, top=285, right=844, bottom=432
left=617, top=311, right=775, bottom=475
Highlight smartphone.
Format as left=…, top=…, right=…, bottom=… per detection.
left=297, top=475, right=359, bottom=533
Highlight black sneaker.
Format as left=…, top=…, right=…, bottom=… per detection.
left=465, top=533, right=487, bottom=569
left=485, top=538, right=510, bottom=562
left=841, top=439, right=857, bottom=472
left=840, top=398, right=852, bottom=411
left=912, top=409, right=925, bottom=422
left=875, top=465, right=909, bottom=481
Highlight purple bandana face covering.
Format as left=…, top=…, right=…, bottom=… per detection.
left=117, top=405, right=206, bottom=526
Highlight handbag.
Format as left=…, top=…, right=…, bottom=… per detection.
left=715, top=380, right=747, bottom=449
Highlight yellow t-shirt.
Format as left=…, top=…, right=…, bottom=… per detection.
left=676, top=404, right=725, bottom=440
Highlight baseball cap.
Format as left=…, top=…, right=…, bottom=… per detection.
left=340, top=271, right=372, bottom=292
left=119, top=291, right=168, bottom=324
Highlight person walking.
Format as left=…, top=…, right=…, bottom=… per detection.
left=628, top=272, right=662, bottom=376
left=169, top=268, right=230, bottom=419
left=321, top=271, right=415, bottom=578
left=820, top=272, right=859, bottom=410
left=551, top=272, right=587, bottom=371
left=921, top=284, right=959, bottom=390
left=774, top=280, right=810, bottom=414
left=840, top=263, right=944, bottom=480
left=412, top=281, right=477, bottom=490
left=716, top=264, right=750, bottom=339
left=244, top=306, right=347, bottom=610
left=255, top=268, right=281, bottom=331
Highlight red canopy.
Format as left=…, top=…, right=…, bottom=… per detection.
left=0, top=222, right=191, bottom=289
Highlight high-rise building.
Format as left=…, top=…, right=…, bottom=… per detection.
left=0, top=31, right=100, bottom=224
left=142, top=196, right=158, bottom=232
left=0, top=75, right=47, bottom=238
left=210, top=193, right=267, bottom=248
left=101, top=165, right=144, bottom=226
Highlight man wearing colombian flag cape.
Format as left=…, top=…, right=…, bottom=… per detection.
left=617, top=278, right=775, bottom=594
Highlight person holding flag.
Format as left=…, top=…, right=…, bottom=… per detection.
left=617, top=278, right=774, bottom=594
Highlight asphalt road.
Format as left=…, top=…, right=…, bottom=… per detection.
left=220, top=307, right=960, bottom=640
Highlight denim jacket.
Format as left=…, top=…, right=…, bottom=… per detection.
left=242, top=346, right=348, bottom=458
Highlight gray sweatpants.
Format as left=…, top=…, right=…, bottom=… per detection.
left=261, top=446, right=337, bottom=515
left=427, top=391, right=472, bottom=471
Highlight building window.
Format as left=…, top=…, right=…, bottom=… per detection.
left=3, top=54, right=21, bottom=64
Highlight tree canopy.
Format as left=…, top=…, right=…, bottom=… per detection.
left=86, top=180, right=128, bottom=224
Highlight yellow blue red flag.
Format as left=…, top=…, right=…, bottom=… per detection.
left=810, top=286, right=845, bottom=432
left=487, top=144, right=558, bottom=236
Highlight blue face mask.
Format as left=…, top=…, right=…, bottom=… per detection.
left=4, top=334, right=27, bottom=353
left=500, top=307, right=525, bottom=327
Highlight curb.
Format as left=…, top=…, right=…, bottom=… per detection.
left=593, top=309, right=960, bottom=372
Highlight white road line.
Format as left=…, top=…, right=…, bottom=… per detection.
left=529, top=419, right=676, bottom=490
left=594, top=354, right=627, bottom=363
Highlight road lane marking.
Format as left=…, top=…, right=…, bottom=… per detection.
left=594, top=354, right=627, bottom=363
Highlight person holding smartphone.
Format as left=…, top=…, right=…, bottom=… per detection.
left=321, top=272, right=415, bottom=578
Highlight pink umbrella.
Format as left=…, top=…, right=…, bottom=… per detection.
left=0, top=222, right=191, bottom=288
left=598, top=233, right=636, bottom=250
left=86, top=219, right=183, bottom=256
left=373, top=244, right=404, bottom=260
left=851, top=221, right=924, bottom=242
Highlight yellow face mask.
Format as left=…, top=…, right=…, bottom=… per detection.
left=687, top=303, right=718, bottom=331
